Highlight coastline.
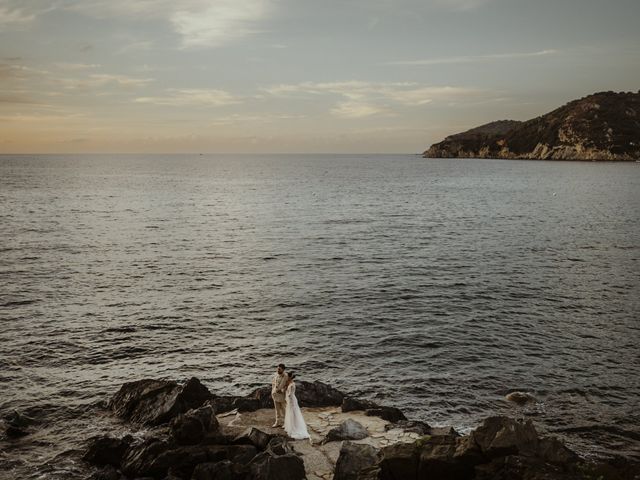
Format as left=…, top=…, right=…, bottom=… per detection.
left=5, top=377, right=638, bottom=480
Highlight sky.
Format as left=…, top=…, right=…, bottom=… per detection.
left=0, top=0, right=639, bottom=153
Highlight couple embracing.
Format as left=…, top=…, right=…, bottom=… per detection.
left=271, top=363, right=310, bottom=440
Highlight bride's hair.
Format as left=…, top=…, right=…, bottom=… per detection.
left=288, top=372, right=296, bottom=380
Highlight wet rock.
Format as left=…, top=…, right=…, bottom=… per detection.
left=469, top=416, right=539, bottom=458
left=233, top=427, right=275, bottom=451
left=365, top=406, right=407, bottom=423
left=109, top=377, right=213, bottom=426
left=4, top=410, right=35, bottom=438
left=334, top=441, right=379, bottom=480
left=248, top=451, right=306, bottom=480
left=121, top=443, right=256, bottom=479
left=170, top=404, right=219, bottom=445
left=536, top=436, right=580, bottom=466
left=341, top=397, right=378, bottom=412
left=341, top=397, right=408, bottom=422
left=88, top=464, right=126, bottom=480
left=5, top=425, right=29, bottom=438
left=83, top=434, right=133, bottom=466
left=323, top=419, right=369, bottom=443
left=120, top=437, right=170, bottom=478
left=505, top=391, right=536, bottom=405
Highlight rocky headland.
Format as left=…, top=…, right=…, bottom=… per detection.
left=14, top=376, right=635, bottom=480
left=423, top=91, right=640, bottom=161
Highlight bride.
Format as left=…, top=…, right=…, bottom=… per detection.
left=283, top=372, right=310, bottom=440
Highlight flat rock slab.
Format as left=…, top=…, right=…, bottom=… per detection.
left=217, top=407, right=420, bottom=479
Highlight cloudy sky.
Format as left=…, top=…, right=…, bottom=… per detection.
left=1, top=0, right=638, bottom=153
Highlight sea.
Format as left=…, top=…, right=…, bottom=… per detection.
left=1, top=154, right=639, bottom=478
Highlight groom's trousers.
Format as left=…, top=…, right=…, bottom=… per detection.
left=274, top=400, right=286, bottom=425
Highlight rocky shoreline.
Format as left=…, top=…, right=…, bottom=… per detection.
left=7, top=377, right=640, bottom=480
left=423, top=91, right=640, bottom=161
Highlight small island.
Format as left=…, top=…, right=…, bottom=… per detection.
left=423, top=91, right=640, bottom=161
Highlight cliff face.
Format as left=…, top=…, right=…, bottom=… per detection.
left=423, top=91, right=640, bottom=161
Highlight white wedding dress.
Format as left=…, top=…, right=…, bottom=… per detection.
left=284, top=382, right=310, bottom=440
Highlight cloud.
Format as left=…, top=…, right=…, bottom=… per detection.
left=63, top=0, right=274, bottom=48
left=385, top=50, right=558, bottom=66
left=171, top=0, right=272, bottom=48
left=0, top=3, right=36, bottom=27
left=264, top=80, right=480, bottom=117
left=433, top=0, right=493, bottom=11
left=54, top=62, right=102, bottom=71
left=331, top=100, right=385, bottom=118
left=135, top=88, right=241, bottom=107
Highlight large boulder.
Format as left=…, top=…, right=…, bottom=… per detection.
left=334, top=441, right=379, bottom=480
left=469, top=416, right=539, bottom=458
left=376, top=442, right=420, bottom=480
left=109, top=377, right=213, bottom=426
left=170, top=404, right=219, bottom=445
left=83, top=434, right=133, bottom=466
left=233, top=427, right=276, bottom=451
left=120, top=437, right=170, bottom=478
left=323, top=419, right=369, bottom=444
left=341, top=397, right=407, bottom=423
left=248, top=451, right=306, bottom=480
left=251, top=380, right=345, bottom=409
left=122, top=442, right=257, bottom=479
left=365, top=406, right=406, bottom=423
left=192, top=460, right=248, bottom=480
left=417, top=434, right=482, bottom=480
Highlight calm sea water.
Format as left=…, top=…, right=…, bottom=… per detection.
left=1, top=154, right=639, bottom=477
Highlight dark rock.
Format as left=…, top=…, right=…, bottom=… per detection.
left=192, top=460, right=248, bottom=480
left=418, top=435, right=482, bottom=480
left=323, top=419, right=369, bottom=444
left=170, top=404, right=219, bottom=445
left=108, top=377, right=213, bottom=426
left=385, top=420, right=431, bottom=435
left=265, top=436, right=295, bottom=456
left=120, top=437, right=170, bottom=478
left=232, top=397, right=261, bottom=413
left=429, top=426, right=460, bottom=437
left=88, top=464, right=125, bottom=480
left=4, top=409, right=36, bottom=438
left=505, top=391, right=536, bottom=405
left=250, top=380, right=345, bottom=409
left=377, top=442, right=420, bottom=480
left=334, top=441, right=379, bottom=480
left=341, top=396, right=408, bottom=423
left=248, top=451, right=306, bottom=480
left=469, top=416, right=539, bottom=458
left=5, top=425, right=29, bottom=438
left=83, top=434, right=133, bottom=466
left=474, top=454, right=567, bottom=480
left=365, top=406, right=407, bottom=423
left=341, top=397, right=378, bottom=412
left=155, top=445, right=257, bottom=479
left=233, top=427, right=275, bottom=451
left=536, top=436, right=580, bottom=466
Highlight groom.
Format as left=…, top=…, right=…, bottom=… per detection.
left=271, top=363, right=288, bottom=427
